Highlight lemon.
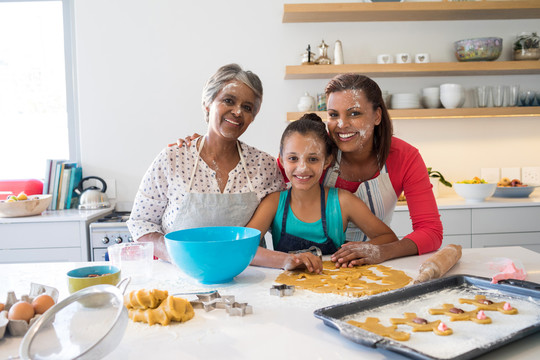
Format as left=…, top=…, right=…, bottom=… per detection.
left=16, top=192, right=28, bottom=200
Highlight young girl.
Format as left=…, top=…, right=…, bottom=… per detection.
left=248, top=113, right=399, bottom=274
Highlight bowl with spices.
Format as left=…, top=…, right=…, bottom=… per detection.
left=67, top=265, right=121, bottom=294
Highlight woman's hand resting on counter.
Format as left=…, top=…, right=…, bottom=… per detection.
left=168, top=133, right=201, bottom=148
left=331, top=242, right=386, bottom=268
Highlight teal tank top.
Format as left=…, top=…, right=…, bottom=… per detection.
left=271, top=187, right=345, bottom=249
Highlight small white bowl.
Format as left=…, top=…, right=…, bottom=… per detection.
left=453, top=183, right=496, bottom=203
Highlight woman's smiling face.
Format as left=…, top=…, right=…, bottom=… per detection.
left=280, top=132, right=331, bottom=191
left=326, top=89, right=382, bottom=154
left=206, top=80, right=256, bottom=141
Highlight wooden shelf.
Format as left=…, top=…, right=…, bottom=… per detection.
left=287, top=107, right=540, bottom=121
left=283, top=1, right=540, bottom=23
left=285, top=61, right=540, bottom=79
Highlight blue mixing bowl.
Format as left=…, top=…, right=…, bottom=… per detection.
left=164, top=226, right=261, bottom=284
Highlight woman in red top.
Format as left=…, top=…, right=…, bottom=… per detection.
left=320, top=74, right=442, bottom=267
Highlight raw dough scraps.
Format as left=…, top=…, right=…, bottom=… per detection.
left=275, top=261, right=412, bottom=297
left=124, top=289, right=194, bottom=326
left=348, top=317, right=410, bottom=341
left=390, top=312, right=453, bottom=336
left=458, top=295, right=518, bottom=315
left=429, top=304, right=492, bottom=324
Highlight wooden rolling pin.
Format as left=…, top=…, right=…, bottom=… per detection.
left=414, top=244, right=462, bottom=284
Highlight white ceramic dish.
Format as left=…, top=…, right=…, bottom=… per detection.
left=453, top=183, right=496, bottom=203
left=493, top=186, right=536, bottom=198
left=0, top=195, right=52, bottom=218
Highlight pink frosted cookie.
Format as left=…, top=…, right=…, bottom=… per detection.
left=458, top=295, right=518, bottom=315
left=390, top=312, right=453, bottom=336
left=429, top=304, right=492, bottom=324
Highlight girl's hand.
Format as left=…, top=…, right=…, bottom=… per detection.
left=283, top=253, right=323, bottom=274
left=167, top=133, right=201, bottom=147
left=331, top=242, right=386, bottom=268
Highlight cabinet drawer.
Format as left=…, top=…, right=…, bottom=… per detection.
left=0, top=222, right=81, bottom=249
left=391, top=209, right=470, bottom=237
left=472, top=232, right=540, bottom=253
left=442, top=235, right=471, bottom=249
left=0, top=247, right=83, bottom=263
left=472, top=207, right=540, bottom=234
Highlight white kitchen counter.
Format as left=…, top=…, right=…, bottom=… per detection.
left=0, top=207, right=113, bottom=224
left=1, top=246, right=539, bottom=360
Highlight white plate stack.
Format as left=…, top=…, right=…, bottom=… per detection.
left=390, top=93, right=421, bottom=109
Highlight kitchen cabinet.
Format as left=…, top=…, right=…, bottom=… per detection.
left=0, top=208, right=113, bottom=263
left=391, top=197, right=540, bottom=253
left=283, top=2, right=540, bottom=121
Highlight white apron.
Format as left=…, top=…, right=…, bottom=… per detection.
left=323, top=150, right=397, bottom=242
left=172, top=137, right=259, bottom=231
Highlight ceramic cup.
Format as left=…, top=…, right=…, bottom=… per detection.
left=421, top=87, right=441, bottom=108
left=377, top=54, right=394, bottom=64
left=415, top=53, right=431, bottom=63
left=440, top=83, right=464, bottom=109
left=396, top=53, right=412, bottom=64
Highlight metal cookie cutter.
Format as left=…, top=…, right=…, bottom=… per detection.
left=288, top=245, right=322, bottom=259
left=270, top=284, right=295, bottom=297
left=187, top=291, right=252, bottom=316
left=225, top=302, right=253, bottom=316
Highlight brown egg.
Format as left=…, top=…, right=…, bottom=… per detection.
left=8, top=301, right=35, bottom=323
left=32, top=294, right=55, bottom=314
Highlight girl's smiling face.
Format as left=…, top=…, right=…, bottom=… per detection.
left=326, top=89, right=382, bottom=154
left=280, top=132, right=332, bottom=190
left=206, top=80, right=256, bottom=141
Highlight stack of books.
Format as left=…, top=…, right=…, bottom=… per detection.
left=43, top=160, right=83, bottom=210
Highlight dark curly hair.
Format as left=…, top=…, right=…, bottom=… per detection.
left=279, top=113, right=336, bottom=159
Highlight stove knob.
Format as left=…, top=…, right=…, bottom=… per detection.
left=102, top=237, right=110, bottom=244
left=115, top=236, right=123, bottom=244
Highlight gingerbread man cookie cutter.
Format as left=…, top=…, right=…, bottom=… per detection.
left=458, top=295, right=518, bottom=315
left=347, top=317, right=410, bottom=341
left=429, top=304, right=492, bottom=324
left=390, top=312, right=453, bottom=336
left=270, top=284, right=295, bottom=297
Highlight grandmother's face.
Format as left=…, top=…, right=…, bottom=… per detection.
left=206, top=80, right=257, bottom=141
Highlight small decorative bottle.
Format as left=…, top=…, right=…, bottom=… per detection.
left=317, top=93, right=327, bottom=111
left=316, top=40, right=331, bottom=65
left=334, top=40, right=344, bottom=65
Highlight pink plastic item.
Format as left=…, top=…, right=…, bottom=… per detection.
left=489, top=258, right=527, bottom=284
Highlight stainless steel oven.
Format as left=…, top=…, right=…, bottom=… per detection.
left=89, top=212, right=133, bottom=261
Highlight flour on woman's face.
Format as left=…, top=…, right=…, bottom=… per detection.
left=326, top=89, right=381, bottom=153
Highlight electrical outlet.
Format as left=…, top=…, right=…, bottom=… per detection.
left=501, top=167, right=521, bottom=181
left=481, top=168, right=500, bottom=183
left=522, top=167, right=540, bottom=185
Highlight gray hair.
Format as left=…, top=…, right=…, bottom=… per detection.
left=201, top=64, right=263, bottom=122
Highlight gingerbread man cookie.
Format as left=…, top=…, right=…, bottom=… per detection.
left=458, top=295, right=518, bottom=315
left=347, top=317, right=410, bottom=341
left=390, top=312, right=453, bottom=336
left=429, top=304, right=492, bottom=324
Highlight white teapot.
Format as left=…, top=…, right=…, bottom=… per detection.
left=297, top=92, right=316, bottom=112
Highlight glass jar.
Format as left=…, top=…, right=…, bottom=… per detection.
left=513, top=32, right=540, bottom=61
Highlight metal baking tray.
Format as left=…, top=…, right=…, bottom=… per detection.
left=314, top=275, right=540, bottom=360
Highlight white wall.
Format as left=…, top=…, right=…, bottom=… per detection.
left=73, top=0, right=540, bottom=209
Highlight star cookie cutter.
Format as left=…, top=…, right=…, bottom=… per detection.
left=288, top=245, right=322, bottom=259
left=270, top=284, right=295, bottom=297
left=187, top=291, right=252, bottom=316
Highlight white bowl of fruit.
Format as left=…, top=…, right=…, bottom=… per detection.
left=453, top=177, right=496, bottom=203
left=0, top=192, right=52, bottom=218
left=494, top=178, right=537, bottom=198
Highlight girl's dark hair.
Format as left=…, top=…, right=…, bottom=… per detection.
left=279, top=113, right=336, bottom=159
left=325, top=73, right=393, bottom=169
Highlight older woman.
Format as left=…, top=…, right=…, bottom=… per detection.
left=127, top=64, right=285, bottom=261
